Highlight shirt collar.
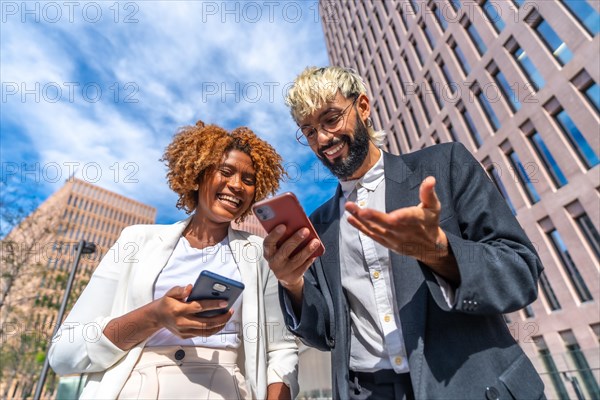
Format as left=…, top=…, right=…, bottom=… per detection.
left=340, top=149, right=385, bottom=199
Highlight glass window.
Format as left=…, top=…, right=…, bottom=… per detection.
left=482, top=0, right=505, bottom=32
left=495, top=70, right=521, bottom=111
left=447, top=124, right=459, bottom=142
left=534, top=337, right=570, bottom=400
left=563, top=0, right=600, bottom=35
left=467, top=23, right=487, bottom=55
left=428, top=77, right=443, bottom=109
left=512, top=45, right=545, bottom=90
left=513, top=0, right=525, bottom=6
left=530, top=132, right=568, bottom=188
left=412, top=39, right=424, bottom=66
left=423, top=22, right=436, bottom=48
left=555, top=110, right=600, bottom=169
left=453, top=43, right=471, bottom=75
left=403, top=54, right=414, bottom=81
left=561, top=332, right=600, bottom=399
left=408, top=106, right=421, bottom=137
left=584, top=82, right=600, bottom=111
left=487, top=165, right=517, bottom=215
left=449, top=0, right=461, bottom=11
left=535, top=20, right=574, bottom=65
left=548, top=229, right=593, bottom=302
left=433, top=4, right=448, bottom=31
left=508, top=150, right=540, bottom=203
left=400, top=117, right=412, bottom=148
left=439, top=61, right=456, bottom=94
left=575, top=213, right=600, bottom=261
left=539, top=272, right=561, bottom=310
left=461, top=108, right=483, bottom=147
left=418, top=93, right=432, bottom=124
left=523, top=305, right=534, bottom=318
left=477, top=91, right=501, bottom=131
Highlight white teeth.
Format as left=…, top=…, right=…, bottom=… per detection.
left=324, top=142, right=344, bottom=156
left=218, top=194, right=241, bottom=206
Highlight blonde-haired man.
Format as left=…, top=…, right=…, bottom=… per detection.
left=264, top=66, right=545, bottom=400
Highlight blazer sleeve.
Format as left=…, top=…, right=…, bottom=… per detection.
left=278, top=258, right=336, bottom=352
left=262, top=260, right=299, bottom=397
left=436, top=142, right=543, bottom=315
left=48, top=229, right=134, bottom=374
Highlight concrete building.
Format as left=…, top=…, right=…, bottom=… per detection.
left=1, top=178, right=156, bottom=399
left=318, top=0, right=599, bottom=398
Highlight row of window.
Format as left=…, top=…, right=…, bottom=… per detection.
left=66, top=195, right=149, bottom=227
left=70, top=182, right=155, bottom=219
left=534, top=329, right=600, bottom=400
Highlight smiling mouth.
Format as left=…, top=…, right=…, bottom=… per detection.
left=217, top=193, right=242, bottom=208
left=322, top=141, right=346, bottom=159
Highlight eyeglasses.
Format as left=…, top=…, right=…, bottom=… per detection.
left=295, top=97, right=358, bottom=146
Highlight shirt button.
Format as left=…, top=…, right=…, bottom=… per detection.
left=174, top=349, right=185, bottom=361
left=373, top=271, right=380, bottom=279
left=394, top=356, right=403, bottom=365
left=384, top=315, right=391, bottom=323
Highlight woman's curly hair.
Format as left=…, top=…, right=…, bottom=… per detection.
left=161, top=120, right=285, bottom=221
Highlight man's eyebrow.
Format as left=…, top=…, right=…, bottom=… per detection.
left=301, top=106, right=342, bottom=127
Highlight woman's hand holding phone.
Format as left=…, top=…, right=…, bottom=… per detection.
left=151, top=285, right=234, bottom=339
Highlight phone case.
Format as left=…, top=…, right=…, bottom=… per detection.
left=251, top=192, right=325, bottom=258
left=187, top=270, right=245, bottom=317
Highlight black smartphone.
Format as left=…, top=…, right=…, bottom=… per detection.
left=187, top=270, right=245, bottom=317
left=252, top=192, right=325, bottom=258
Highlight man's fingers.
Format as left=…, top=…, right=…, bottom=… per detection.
left=419, top=176, right=441, bottom=211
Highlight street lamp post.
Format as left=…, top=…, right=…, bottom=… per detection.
left=33, top=240, right=96, bottom=400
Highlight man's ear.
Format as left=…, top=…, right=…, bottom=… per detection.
left=356, top=93, right=371, bottom=122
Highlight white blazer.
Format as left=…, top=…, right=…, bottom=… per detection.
left=48, top=218, right=299, bottom=399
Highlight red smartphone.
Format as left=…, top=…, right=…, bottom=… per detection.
left=252, top=192, right=325, bottom=258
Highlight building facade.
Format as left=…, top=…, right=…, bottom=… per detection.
left=1, top=178, right=156, bottom=399
left=319, top=0, right=599, bottom=398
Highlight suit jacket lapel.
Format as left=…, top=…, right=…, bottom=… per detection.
left=131, top=217, right=191, bottom=309
left=383, top=153, right=428, bottom=396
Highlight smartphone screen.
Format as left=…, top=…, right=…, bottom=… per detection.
left=187, top=270, right=244, bottom=317
left=252, top=192, right=325, bottom=258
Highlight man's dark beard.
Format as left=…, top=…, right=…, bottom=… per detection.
left=318, top=116, right=370, bottom=180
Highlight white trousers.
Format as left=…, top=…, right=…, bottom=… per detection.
left=118, top=346, right=251, bottom=400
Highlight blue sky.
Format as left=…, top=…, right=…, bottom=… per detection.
left=1, top=1, right=338, bottom=224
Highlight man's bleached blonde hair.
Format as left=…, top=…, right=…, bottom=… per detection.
left=285, top=66, right=386, bottom=147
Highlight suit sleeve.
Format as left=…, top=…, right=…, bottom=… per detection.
left=47, top=229, right=134, bottom=374
left=436, top=142, right=543, bottom=315
left=279, top=258, right=336, bottom=352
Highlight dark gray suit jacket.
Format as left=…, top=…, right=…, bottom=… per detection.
left=281, top=142, right=545, bottom=399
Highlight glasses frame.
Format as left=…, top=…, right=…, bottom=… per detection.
left=295, top=96, right=359, bottom=146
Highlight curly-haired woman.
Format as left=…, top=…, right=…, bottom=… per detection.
left=49, top=121, right=298, bottom=400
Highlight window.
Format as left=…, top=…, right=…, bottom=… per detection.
left=487, top=164, right=517, bottom=215
left=512, top=0, right=524, bottom=6
left=529, top=131, right=568, bottom=188
left=562, top=0, right=600, bottom=35
left=439, top=60, right=456, bottom=94
left=452, top=41, right=471, bottom=75
left=548, top=229, right=593, bottom=302
left=507, top=150, right=540, bottom=203
left=476, top=89, right=501, bottom=131
left=481, top=0, right=505, bottom=32
left=523, top=305, right=534, bottom=318
left=510, top=43, right=545, bottom=90
left=449, top=0, right=461, bottom=11
left=575, top=213, right=600, bottom=261
left=554, top=109, right=600, bottom=169
left=584, top=82, right=600, bottom=111
left=539, top=272, right=561, bottom=311
left=411, top=37, right=424, bottom=66
left=460, top=105, right=483, bottom=147
left=534, top=336, right=570, bottom=400
left=534, top=19, right=574, bottom=65
left=494, top=69, right=521, bottom=111
left=447, top=124, right=459, bottom=142
left=408, top=106, right=421, bottom=137
left=403, top=53, right=414, bottom=81
left=560, top=331, right=600, bottom=399
left=400, top=117, right=412, bottom=148
left=418, top=92, right=432, bottom=124
left=422, top=20, right=436, bottom=49
left=427, top=75, right=443, bottom=109
left=433, top=3, right=448, bottom=31
left=466, top=22, right=487, bottom=55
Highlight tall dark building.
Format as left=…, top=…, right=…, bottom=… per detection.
left=319, top=0, right=599, bottom=398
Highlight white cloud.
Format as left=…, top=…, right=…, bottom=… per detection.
left=1, top=1, right=332, bottom=223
